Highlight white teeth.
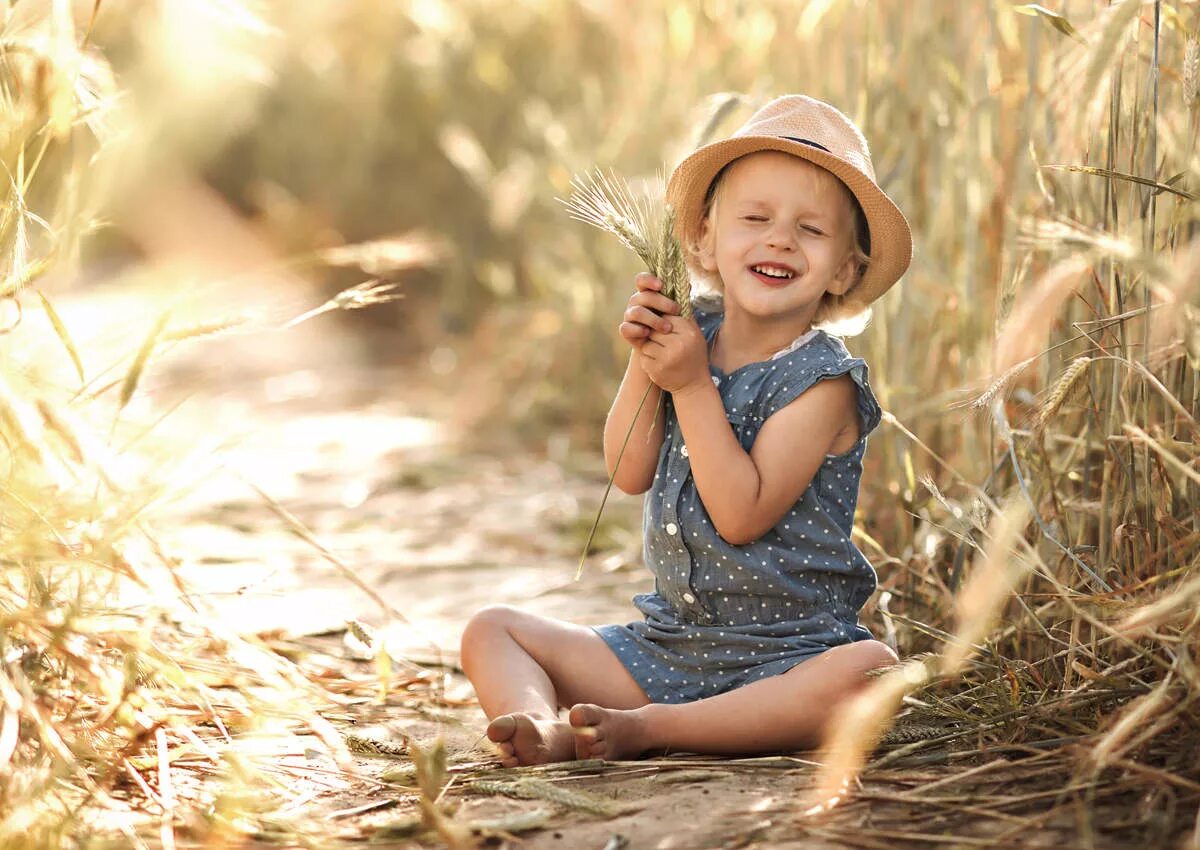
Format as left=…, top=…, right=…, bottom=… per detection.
left=752, top=265, right=793, bottom=279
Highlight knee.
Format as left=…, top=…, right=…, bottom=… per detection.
left=460, top=604, right=521, bottom=662
left=825, top=639, right=898, bottom=683
left=847, top=639, right=900, bottom=678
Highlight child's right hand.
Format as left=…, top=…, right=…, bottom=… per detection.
left=619, top=272, right=680, bottom=346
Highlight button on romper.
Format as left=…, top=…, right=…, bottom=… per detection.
left=594, top=304, right=884, bottom=704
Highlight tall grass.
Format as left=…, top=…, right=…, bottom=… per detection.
left=2, top=0, right=1199, bottom=845
left=794, top=3, right=1200, bottom=834
left=201, top=1, right=1200, bottom=839
left=0, top=6, right=410, bottom=847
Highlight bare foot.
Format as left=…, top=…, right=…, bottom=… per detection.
left=568, top=703, right=653, bottom=760
left=486, top=713, right=576, bottom=767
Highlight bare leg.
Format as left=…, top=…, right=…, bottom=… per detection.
left=569, top=640, right=897, bottom=759
left=459, top=605, right=649, bottom=767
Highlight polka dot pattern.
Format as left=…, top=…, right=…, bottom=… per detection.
left=594, top=305, right=883, bottom=704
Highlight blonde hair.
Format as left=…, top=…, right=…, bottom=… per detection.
left=683, top=155, right=874, bottom=335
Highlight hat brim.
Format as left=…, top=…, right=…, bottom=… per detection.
left=666, top=136, right=913, bottom=305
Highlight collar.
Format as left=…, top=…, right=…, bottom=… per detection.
left=770, top=327, right=820, bottom=360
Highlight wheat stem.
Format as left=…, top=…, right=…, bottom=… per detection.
left=576, top=381, right=653, bottom=580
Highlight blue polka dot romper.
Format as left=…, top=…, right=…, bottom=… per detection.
left=594, top=303, right=884, bottom=705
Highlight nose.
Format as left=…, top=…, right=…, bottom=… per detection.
left=765, top=222, right=797, bottom=251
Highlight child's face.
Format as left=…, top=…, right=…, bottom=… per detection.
left=697, top=151, right=859, bottom=325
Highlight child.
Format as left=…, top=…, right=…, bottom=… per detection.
left=460, top=95, right=912, bottom=766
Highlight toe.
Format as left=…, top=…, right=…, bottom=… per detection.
left=569, top=707, right=603, bottom=752
left=486, top=714, right=518, bottom=743
left=573, top=724, right=600, bottom=740
left=568, top=703, right=602, bottom=729
left=574, top=734, right=601, bottom=760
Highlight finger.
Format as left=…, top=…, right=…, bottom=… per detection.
left=630, top=291, right=681, bottom=316
left=623, top=305, right=673, bottom=333
left=619, top=321, right=651, bottom=341
left=634, top=272, right=662, bottom=292
left=648, top=332, right=689, bottom=350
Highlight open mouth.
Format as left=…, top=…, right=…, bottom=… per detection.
left=749, top=263, right=796, bottom=283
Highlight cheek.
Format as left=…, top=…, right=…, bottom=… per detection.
left=815, top=238, right=847, bottom=264
left=716, top=229, right=752, bottom=259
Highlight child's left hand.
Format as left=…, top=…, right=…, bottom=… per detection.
left=640, top=318, right=711, bottom=395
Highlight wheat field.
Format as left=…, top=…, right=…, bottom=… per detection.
left=1, top=1, right=1197, bottom=847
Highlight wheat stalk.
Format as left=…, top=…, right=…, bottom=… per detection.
left=279, top=280, right=404, bottom=330
left=953, top=355, right=1038, bottom=411
left=940, top=498, right=1033, bottom=676
left=1184, top=36, right=1199, bottom=109
left=408, top=738, right=473, bottom=849
left=468, top=809, right=553, bottom=836
left=346, top=619, right=376, bottom=649
left=467, top=777, right=616, bottom=816
left=562, top=169, right=692, bottom=316
left=563, top=171, right=692, bottom=577
left=804, top=658, right=933, bottom=817
left=343, top=732, right=409, bottom=758
left=1034, top=356, right=1093, bottom=432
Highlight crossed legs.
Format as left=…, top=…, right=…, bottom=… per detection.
left=459, top=605, right=651, bottom=766
left=459, top=604, right=897, bottom=766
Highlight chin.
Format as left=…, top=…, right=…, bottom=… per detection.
left=737, top=290, right=807, bottom=312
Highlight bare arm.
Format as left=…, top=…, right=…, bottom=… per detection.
left=638, top=318, right=858, bottom=544
left=603, top=272, right=681, bottom=495
left=671, top=374, right=857, bottom=544
left=603, top=352, right=665, bottom=495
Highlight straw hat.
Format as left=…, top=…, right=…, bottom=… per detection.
left=666, top=95, right=912, bottom=306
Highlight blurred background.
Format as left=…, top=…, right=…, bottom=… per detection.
left=3, top=0, right=1199, bottom=846
left=24, top=0, right=1193, bottom=582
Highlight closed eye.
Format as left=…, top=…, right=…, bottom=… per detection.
left=802, top=225, right=825, bottom=235
left=741, top=215, right=768, bottom=222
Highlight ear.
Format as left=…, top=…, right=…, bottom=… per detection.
left=696, top=216, right=718, bottom=273
left=829, top=249, right=860, bottom=296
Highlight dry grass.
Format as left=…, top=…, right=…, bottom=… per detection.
left=2, top=0, right=1199, bottom=847
left=0, top=6, right=436, bottom=847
